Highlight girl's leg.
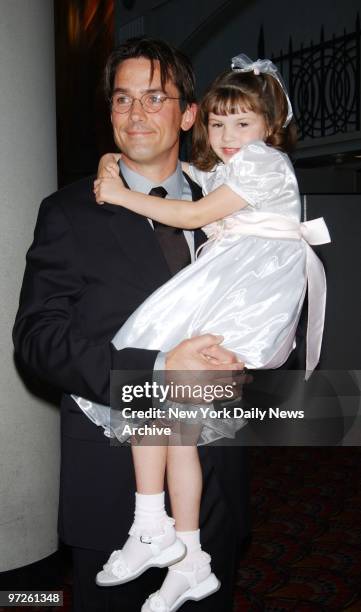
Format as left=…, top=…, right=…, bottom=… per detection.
left=166, top=442, right=202, bottom=530
left=132, top=442, right=168, bottom=493
left=113, top=444, right=170, bottom=571
left=96, top=439, right=185, bottom=586
left=148, top=428, right=219, bottom=609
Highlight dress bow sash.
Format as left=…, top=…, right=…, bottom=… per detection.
left=197, top=212, right=331, bottom=378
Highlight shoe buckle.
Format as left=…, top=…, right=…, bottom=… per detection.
left=140, top=534, right=152, bottom=544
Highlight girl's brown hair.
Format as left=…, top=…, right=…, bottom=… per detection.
left=192, top=70, right=297, bottom=171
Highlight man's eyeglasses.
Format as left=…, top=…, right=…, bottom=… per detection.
left=110, top=92, right=182, bottom=114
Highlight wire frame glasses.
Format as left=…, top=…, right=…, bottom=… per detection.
left=110, top=92, right=182, bottom=113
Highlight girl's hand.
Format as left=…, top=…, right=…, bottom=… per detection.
left=97, top=153, right=121, bottom=179
left=93, top=177, right=127, bottom=205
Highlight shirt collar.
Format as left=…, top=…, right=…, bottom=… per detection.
left=118, top=159, right=184, bottom=199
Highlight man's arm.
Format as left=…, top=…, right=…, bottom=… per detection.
left=13, top=197, right=242, bottom=406
left=12, top=197, right=158, bottom=406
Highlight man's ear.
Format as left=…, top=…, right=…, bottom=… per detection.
left=181, top=103, right=197, bottom=132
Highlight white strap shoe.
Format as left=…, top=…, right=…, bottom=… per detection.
left=96, top=517, right=186, bottom=587
left=141, top=551, right=221, bottom=611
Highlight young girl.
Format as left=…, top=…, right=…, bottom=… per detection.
left=73, top=55, right=330, bottom=612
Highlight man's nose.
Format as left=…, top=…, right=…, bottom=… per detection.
left=129, top=98, right=147, bottom=121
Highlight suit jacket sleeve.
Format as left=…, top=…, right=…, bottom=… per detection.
left=12, top=197, right=158, bottom=405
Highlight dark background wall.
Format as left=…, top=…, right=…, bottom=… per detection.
left=54, top=0, right=115, bottom=186
left=54, top=1, right=361, bottom=191
left=306, top=194, right=360, bottom=370
left=115, top=0, right=359, bottom=93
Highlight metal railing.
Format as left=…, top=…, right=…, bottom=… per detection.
left=259, top=14, right=361, bottom=141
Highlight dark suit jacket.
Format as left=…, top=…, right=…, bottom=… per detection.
left=13, top=174, right=250, bottom=555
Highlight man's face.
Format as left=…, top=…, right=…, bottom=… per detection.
left=110, top=57, right=194, bottom=171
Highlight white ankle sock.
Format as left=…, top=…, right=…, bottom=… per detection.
left=176, top=529, right=201, bottom=553
left=159, top=529, right=211, bottom=607
left=121, top=492, right=168, bottom=571
left=133, top=491, right=167, bottom=531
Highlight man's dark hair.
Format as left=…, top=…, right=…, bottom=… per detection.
left=104, top=36, right=196, bottom=111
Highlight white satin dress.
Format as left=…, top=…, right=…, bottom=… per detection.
left=72, top=141, right=330, bottom=444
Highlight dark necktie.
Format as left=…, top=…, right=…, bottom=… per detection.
left=149, top=186, right=191, bottom=276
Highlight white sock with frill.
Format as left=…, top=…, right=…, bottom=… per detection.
left=121, top=491, right=168, bottom=570
left=158, top=529, right=212, bottom=606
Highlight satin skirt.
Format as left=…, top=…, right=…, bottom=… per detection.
left=73, top=233, right=306, bottom=444
left=113, top=233, right=306, bottom=368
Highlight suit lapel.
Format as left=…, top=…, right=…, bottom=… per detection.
left=101, top=204, right=171, bottom=292
left=102, top=165, right=172, bottom=290
left=100, top=169, right=206, bottom=291
left=194, top=227, right=207, bottom=252
left=183, top=172, right=207, bottom=251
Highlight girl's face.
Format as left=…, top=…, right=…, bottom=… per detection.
left=207, top=108, right=268, bottom=163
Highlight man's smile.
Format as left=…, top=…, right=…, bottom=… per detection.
left=126, top=129, right=155, bottom=136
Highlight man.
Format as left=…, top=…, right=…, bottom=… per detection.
left=13, top=37, right=249, bottom=611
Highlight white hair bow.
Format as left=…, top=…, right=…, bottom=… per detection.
left=231, top=53, right=293, bottom=127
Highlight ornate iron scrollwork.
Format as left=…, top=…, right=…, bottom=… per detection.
left=260, top=14, right=360, bottom=141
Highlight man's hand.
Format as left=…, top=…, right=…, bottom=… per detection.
left=165, top=334, right=243, bottom=371
left=201, top=342, right=241, bottom=366
left=164, top=334, right=245, bottom=404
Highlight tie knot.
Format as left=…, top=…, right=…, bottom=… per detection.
left=149, top=186, right=168, bottom=198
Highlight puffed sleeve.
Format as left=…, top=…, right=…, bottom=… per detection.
left=187, top=164, right=213, bottom=194
left=223, top=141, right=287, bottom=209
